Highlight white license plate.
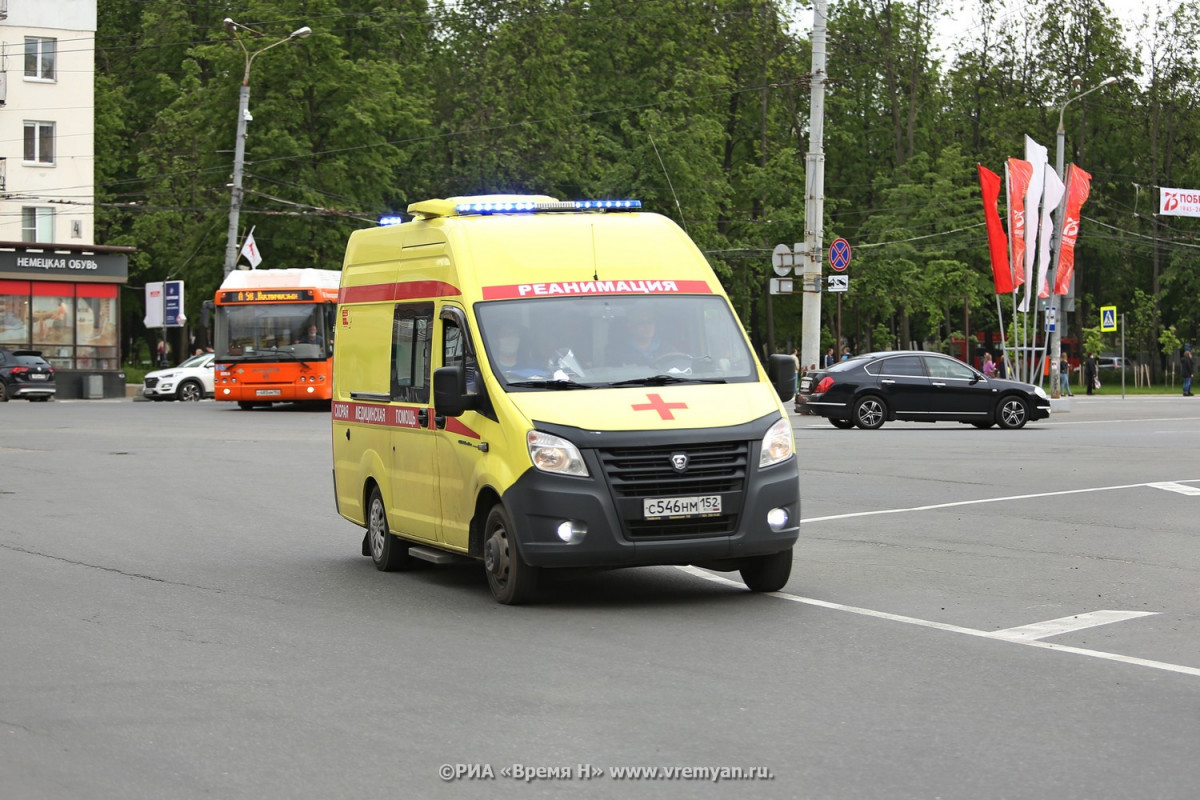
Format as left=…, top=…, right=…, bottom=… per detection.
left=643, top=495, right=722, bottom=519
left=30, top=373, right=48, bottom=381
left=800, top=376, right=812, bottom=390
left=256, top=389, right=282, bottom=397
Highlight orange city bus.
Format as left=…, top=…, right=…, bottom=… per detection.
left=212, top=268, right=342, bottom=408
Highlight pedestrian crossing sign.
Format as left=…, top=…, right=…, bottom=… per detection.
left=1100, top=306, right=1118, bottom=332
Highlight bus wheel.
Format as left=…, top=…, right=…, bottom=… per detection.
left=483, top=505, right=539, bottom=605
left=367, top=485, right=412, bottom=572
left=237, top=402, right=256, bottom=410
left=739, top=548, right=792, bottom=593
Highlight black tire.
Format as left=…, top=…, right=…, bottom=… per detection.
left=0, top=380, right=9, bottom=402
left=177, top=380, right=203, bottom=402
left=237, top=401, right=256, bottom=410
left=740, top=548, right=793, bottom=593
left=852, top=396, right=887, bottom=430
left=30, top=396, right=51, bottom=402
left=483, top=504, right=540, bottom=605
left=971, top=421, right=993, bottom=429
left=829, top=418, right=855, bottom=429
left=366, top=485, right=413, bottom=571
left=996, top=396, right=1029, bottom=430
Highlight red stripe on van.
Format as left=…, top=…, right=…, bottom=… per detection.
left=340, top=281, right=461, bottom=304
left=481, top=279, right=711, bottom=299
left=443, top=417, right=480, bottom=440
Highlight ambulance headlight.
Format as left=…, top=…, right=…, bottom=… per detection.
left=759, top=417, right=795, bottom=468
left=528, top=431, right=589, bottom=477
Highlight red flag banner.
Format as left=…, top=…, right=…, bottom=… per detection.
left=1054, top=165, right=1092, bottom=295
left=977, top=165, right=1013, bottom=294
left=1006, top=158, right=1033, bottom=288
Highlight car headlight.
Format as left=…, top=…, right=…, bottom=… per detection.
left=759, top=417, right=795, bottom=468
left=1033, top=386, right=1049, bottom=400
left=527, top=431, right=589, bottom=477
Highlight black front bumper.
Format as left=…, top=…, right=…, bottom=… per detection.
left=503, top=415, right=800, bottom=569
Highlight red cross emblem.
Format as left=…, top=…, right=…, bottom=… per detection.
left=631, top=393, right=688, bottom=420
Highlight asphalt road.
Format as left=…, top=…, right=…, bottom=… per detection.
left=2, top=396, right=1199, bottom=799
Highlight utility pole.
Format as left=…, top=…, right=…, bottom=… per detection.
left=800, top=0, right=827, bottom=372
left=221, top=20, right=312, bottom=278
left=1048, top=76, right=1116, bottom=397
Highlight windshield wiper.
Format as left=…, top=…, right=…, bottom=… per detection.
left=506, top=378, right=595, bottom=390
left=610, top=374, right=726, bottom=387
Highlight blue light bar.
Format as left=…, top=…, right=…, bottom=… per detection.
left=453, top=199, right=642, bottom=216
left=378, top=215, right=404, bottom=226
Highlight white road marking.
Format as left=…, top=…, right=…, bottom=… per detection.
left=677, top=568, right=1200, bottom=678
left=1147, top=481, right=1200, bottom=496
left=987, top=611, right=1157, bottom=642
left=804, top=480, right=1200, bottom=523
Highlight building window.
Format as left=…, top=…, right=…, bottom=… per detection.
left=25, top=37, right=57, bottom=81
left=24, top=121, right=55, bottom=164
left=22, top=208, right=54, bottom=243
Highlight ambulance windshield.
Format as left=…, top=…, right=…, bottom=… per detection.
left=475, top=295, right=756, bottom=388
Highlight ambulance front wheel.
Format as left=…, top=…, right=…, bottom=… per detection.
left=739, top=548, right=792, bottom=593
left=483, top=505, right=540, bottom=605
left=367, top=485, right=413, bottom=572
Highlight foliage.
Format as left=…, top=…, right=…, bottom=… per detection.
left=89, top=0, right=1200, bottom=361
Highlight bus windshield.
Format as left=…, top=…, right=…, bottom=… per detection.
left=215, top=303, right=332, bottom=361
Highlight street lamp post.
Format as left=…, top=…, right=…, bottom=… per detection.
left=221, top=19, right=312, bottom=277
left=1048, top=75, right=1117, bottom=397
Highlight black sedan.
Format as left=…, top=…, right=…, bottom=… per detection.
left=0, top=349, right=56, bottom=402
left=794, top=350, right=1051, bottom=430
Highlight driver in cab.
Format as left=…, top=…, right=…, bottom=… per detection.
left=610, top=306, right=670, bottom=366
left=490, top=322, right=548, bottom=380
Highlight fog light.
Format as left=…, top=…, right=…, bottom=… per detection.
left=767, top=507, right=789, bottom=531
left=306, top=385, right=315, bottom=394
left=556, top=521, right=587, bottom=543
left=222, top=388, right=231, bottom=396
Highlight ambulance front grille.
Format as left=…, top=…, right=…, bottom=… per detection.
left=598, top=440, right=748, bottom=498
left=598, top=440, right=747, bottom=540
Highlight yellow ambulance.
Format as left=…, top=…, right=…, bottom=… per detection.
left=331, top=195, right=799, bottom=604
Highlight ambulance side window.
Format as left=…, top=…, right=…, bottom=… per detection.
left=391, top=302, right=433, bottom=403
left=442, top=318, right=479, bottom=397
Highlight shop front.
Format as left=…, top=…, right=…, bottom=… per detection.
left=0, top=242, right=134, bottom=399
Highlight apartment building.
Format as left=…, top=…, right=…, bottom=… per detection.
left=1, top=0, right=132, bottom=398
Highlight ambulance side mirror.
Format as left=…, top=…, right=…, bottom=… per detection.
left=434, top=365, right=474, bottom=417
left=767, top=353, right=796, bottom=402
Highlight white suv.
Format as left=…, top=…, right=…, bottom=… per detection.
left=142, top=353, right=215, bottom=401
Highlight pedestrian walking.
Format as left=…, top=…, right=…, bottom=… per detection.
left=1084, top=352, right=1098, bottom=395
left=982, top=352, right=996, bottom=378
left=1182, top=345, right=1194, bottom=397
left=1059, top=355, right=1073, bottom=396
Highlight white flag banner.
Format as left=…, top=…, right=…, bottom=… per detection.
left=1033, top=164, right=1065, bottom=302
left=1159, top=187, right=1200, bottom=218
left=1022, top=136, right=1048, bottom=288
left=239, top=228, right=263, bottom=268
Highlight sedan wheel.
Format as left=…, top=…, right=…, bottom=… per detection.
left=829, top=418, right=855, bottom=429
left=853, top=396, right=887, bottom=430
left=996, top=396, right=1029, bottom=429
left=0, top=381, right=8, bottom=402
left=177, top=380, right=203, bottom=402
